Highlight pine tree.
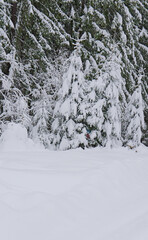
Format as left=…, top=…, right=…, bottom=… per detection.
left=1, top=0, right=70, bottom=138
left=101, top=45, right=125, bottom=147
left=31, top=88, right=51, bottom=148
left=52, top=42, right=87, bottom=150
left=125, top=74, right=145, bottom=147
left=136, top=0, right=148, bottom=143
left=80, top=1, right=110, bottom=147
left=0, top=0, right=148, bottom=148
left=0, top=0, right=22, bottom=126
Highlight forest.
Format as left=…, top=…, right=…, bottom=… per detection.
left=0, top=0, right=148, bottom=150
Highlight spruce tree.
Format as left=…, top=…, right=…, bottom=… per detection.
left=52, top=42, right=87, bottom=150
left=0, top=0, right=148, bottom=148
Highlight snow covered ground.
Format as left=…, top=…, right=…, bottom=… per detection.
left=0, top=124, right=148, bottom=240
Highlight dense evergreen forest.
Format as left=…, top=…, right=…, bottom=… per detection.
left=0, top=0, right=148, bottom=150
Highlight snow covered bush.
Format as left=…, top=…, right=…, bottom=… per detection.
left=0, top=123, right=44, bottom=152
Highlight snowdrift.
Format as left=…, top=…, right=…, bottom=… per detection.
left=0, top=123, right=44, bottom=152
left=0, top=124, right=148, bottom=240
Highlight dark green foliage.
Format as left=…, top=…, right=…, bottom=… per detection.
left=0, top=0, right=148, bottom=148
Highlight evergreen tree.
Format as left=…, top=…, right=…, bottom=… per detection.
left=101, top=46, right=124, bottom=147
left=52, top=42, right=87, bottom=150
left=31, top=88, right=51, bottom=148
left=0, top=0, right=25, bottom=127
left=0, top=0, right=148, bottom=148
left=125, top=75, right=145, bottom=147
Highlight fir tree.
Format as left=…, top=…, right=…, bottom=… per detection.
left=52, top=42, right=87, bottom=150
left=31, top=88, right=51, bottom=148
left=0, top=0, right=148, bottom=148
left=125, top=75, right=145, bottom=147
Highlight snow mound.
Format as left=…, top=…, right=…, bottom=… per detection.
left=0, top=123, right=44, bottom=152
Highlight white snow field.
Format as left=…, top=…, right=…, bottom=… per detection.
left=0, top=124, right=148, bottom=240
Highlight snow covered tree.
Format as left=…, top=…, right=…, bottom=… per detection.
left=52, top=42, right=87, bottom=150
left=136, top=0, right=148, bottom=142
left=0, top=1, right=26, bottom=128
left=98, top=0, right=147, bottom=146
left=82, top=56, right=104, bottom=147
left=124, top=74, right=145, bottom=147
left=0, top=0, right=148, bottom=148
left=31, top=88, right=51, bottom=148
left=1, top=0, right=69, bottom=140
left=101, top=46, right=126, bottom=147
